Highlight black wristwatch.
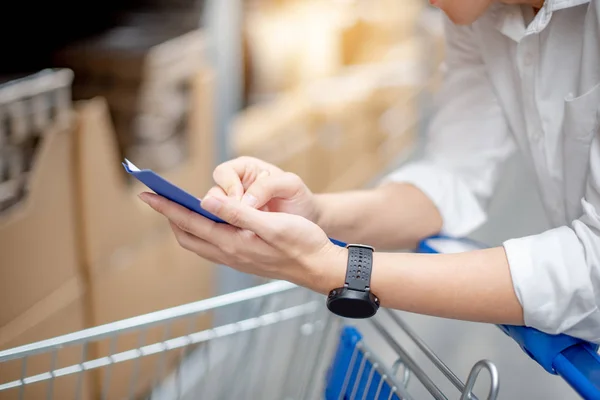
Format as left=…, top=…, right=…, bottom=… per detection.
left=326, top=244, right=380, bottom=319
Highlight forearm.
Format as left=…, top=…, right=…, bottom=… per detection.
left=319, top=245, right=524, bottom=326
left=314, top=182, right=443, bottom=250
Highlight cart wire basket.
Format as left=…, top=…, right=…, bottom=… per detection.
left=0, top=280, right=500, bottom=400
left=1, top=236, right=600, bottom=400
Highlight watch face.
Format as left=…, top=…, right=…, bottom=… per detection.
left=327, top=288, right=379, bottom=319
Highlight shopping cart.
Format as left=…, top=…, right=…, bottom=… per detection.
left=0, top=236, right=599, bottom=400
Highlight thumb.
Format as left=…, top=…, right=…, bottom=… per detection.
left=202, top=194, right=270, bottom=233
left=241, top=172, right=306, bottom=209
left=203, top=193, right=311, bottom=247
left=212, top=165, right=244, bottom=200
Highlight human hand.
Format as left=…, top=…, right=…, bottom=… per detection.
left=138, top=190, right=346, bottom=294
left=204, top=156, right=320, bottom=223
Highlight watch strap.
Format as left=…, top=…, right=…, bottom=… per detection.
left=345, top=245, right=374, bottom=291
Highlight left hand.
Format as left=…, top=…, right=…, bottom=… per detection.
left=138, top=190, right=346, bottom=294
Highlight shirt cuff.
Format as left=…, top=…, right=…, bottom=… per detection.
left=380, top=161, right=488, bottom=237
left=503, top=227, right=600, bottom=342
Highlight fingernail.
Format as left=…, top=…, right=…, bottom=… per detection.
left=257, top=170, right=270, bottom=180
left=138, top=192, right=150, bottom=203
left=227, top=185, right=243, bottom=200
left=232, top=189, right=243, bottom=200
left=202, top=195, right=223, bottom=213
left=242, top=193, right=258, bottom=207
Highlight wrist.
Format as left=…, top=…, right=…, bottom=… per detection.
left=311, top=193, right=327, bottom=227
left=306, top=244, right=347, bottom=295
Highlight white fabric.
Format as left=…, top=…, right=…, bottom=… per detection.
left=384, top=0, right=600, bottom=342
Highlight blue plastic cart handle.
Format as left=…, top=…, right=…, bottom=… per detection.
left=416, top=235, right=600, bottom=400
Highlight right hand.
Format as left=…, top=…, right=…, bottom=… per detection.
left=204, top=156, right=320, bottom=223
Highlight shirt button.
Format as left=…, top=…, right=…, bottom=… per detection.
left=524, top=53, right=534, bottom=66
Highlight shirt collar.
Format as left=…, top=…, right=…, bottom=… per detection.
left=494, top=0, right=590, bottom=42
left=547, top=0, right=590, bottom=12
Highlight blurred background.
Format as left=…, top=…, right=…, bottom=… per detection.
left=0, top=0, right=579, bottom=398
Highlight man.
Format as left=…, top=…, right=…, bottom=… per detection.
left=140, top=0, right=600, bottom=343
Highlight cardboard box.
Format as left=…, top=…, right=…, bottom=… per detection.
left=88, top=227, right=215, bottom=400
left=55, top=28, right=206, bottom=85
left=55, top=28, right=206, bottom=171
left=73, top=68, right=216, bottom=271
left=229, top=94, right=316, bottom=184
left=0, top=228, right=215, bottom=400
left=0, top=114, right=82, bottom=329
left=232, top=72, right=380, bottom=193
left=299, top=76, right=374, bottom=191
left=340, top=19, right=398, bottom=66
left=0, top=68, right=216, bottom=400
left=0, top=78, right=92, bottom=400
left=233, top=49, right=425, bottom=193
left=243, top=0, right=343, bottom=98
left=243, top=0, right=425, bottom=99
left=303, top=56, right=423, bottom=190
left=72, top=69, right=217, bottom=398
left=0, top=278, right=92, bottom=400
left=339, top=0, right=424, bottom=67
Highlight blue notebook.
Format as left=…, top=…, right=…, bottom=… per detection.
left=122, top=159, right=347, bottom=247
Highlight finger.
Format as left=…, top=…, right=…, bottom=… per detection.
left=139, top=192, right=236, bottom=245
left=201, top=193, right=276, bottom=237
left=241, top=172, right=305, bottom=209
left=204, top=185, right=228, bottom=200
left=202, top=193, right=311, bottom=249
left=169, top=222, right=224, bottom=263
left=213, top=157, right=283, bottom=199
left=212, top=162, right=244, bottom=200
left=249, top=169, right=271, bottom=200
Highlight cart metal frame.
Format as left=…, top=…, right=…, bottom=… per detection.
left=0, top=278, right=499, bottom=400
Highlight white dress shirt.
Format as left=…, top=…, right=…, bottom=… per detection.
left=384, top=0, right=600, bottom=342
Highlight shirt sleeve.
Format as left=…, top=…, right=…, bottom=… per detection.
left=500, top=0, right=600, bottom=344
left=504, top=125, right=600, bottom=343
left=381, top=16, right=516, bottom=237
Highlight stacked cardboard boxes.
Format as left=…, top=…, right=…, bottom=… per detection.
left=54, top=23, right=206, bottom=173
left=74, top=67, right=216, bottom=399
left=243, top=0, right=425, bottom=101
left=338, top=0, right=424, bottom=66
left=229, top=94, right=316, bottom=186
left=0, top=64, right=216, bottom=400
left=235, top=0, right=434, bottom=192
left=244, top=0, right=345, bottom=101
left=231, top=41, right=426, bottom=194
left=0, top=104, right=91, bottom=400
